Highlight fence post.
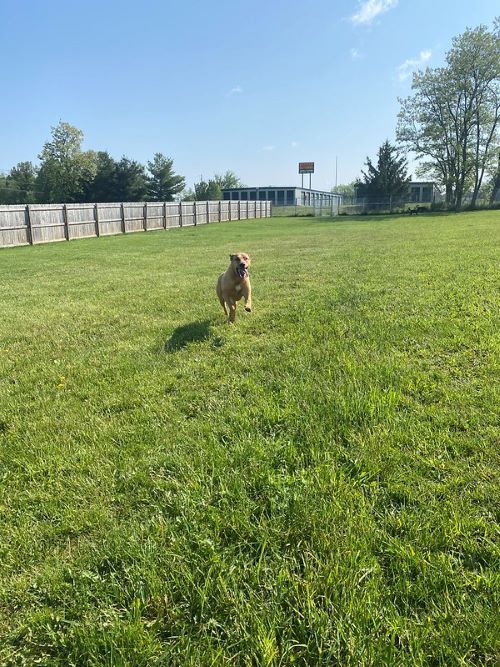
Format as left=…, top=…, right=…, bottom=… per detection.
left=25, top=204, right=33, bottom=245
left=94, top=203, right=100, bottom=238
left=238, top=199, right=241, bottom=220
left=163, top=202, right=167, bottom=230
left=62, top=204, right=70, bottom=241
left=206, top=200, right=210, bottom=223
left=143, top=202, right=148, bottom=231
left=179, top=201, right=183, bottom=227
left=120, top=203, right=126, bottom=233
left=193, top=201, right=197, bottom=226
left=218, top=200, right=222, bottom=222
left=228, top=199, right=232, bottom=221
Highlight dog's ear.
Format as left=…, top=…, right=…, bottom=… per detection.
left=229, top=254, right=236, bottom=261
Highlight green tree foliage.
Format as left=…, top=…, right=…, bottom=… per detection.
left=397, top=19, right=500, bottom=209
left=356, top=140, right=410, bottom=202
left=193, top=177, right=222, bottom=201
left=8, top=162, right=38, bottom=203
left=114, top=158, right=148, bottom=201
left=0, top=162, right=38, bottom=204
left=147, top=153, right=185, bottom=201
left=213, top=170, right=243, bottom=189
left=37, top=122, right=97, bottom=203
left=488, top=152, right=500, bottom=203
left=331, top=182, right=356, bottom=198
left=191, top=170, right=242, bottom=200
left=0, top=174, right=9, bottom=205
left=85, top=151, right=118, bottom=202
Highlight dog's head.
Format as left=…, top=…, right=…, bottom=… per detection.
left=230, top=252, right=251, bottom=278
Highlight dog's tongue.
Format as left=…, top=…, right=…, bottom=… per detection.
left=237, top=267, right=248, bottom=278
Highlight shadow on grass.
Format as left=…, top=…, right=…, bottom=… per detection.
left=164, top=320, right=212, bottom=352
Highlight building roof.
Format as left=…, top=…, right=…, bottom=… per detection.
left=221, top=186, right=340, bottom=195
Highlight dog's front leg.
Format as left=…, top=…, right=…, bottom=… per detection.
left=243, top=283, right=252, bottom=312
left=227, top=299, right=237, bottom=323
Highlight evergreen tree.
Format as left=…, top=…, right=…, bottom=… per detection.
left=358, top=140, right=410, bottom=203
left=85, top=151, right=119, bottom=202
left=0, top=173, right=10, bottom=204
left=7, top=162, right=38, bottom=203
left=114, top=157, right=148, bottom=201
left=146, top=153, right=185, bottom=201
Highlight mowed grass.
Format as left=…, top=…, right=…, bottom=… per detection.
left=0, top=211, right=499, bottom=666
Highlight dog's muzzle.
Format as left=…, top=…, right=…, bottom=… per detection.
left=237, top=265, right=248, bottom=278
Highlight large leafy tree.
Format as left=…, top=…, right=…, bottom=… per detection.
left=357, top=140, right=410, bottom=203
left=146, top=153, right=185, bottom=201
left=213, top=170, right=242, bottom=189
left=397, top=19, right=500, bottom=209
left=37, top=122, right=97, bottom=203
left=331, top=182, right=356, bottom=198
left=190, top=170, right=242, bottom=200
left=489, top=152, right=500, bottom=203
left=193, top=177, right=221, bottom=201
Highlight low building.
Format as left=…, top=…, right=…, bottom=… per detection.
left=222, top=186, right=341, bottom=212
left=408, top=182, right=442, bottom=203
left=353, top=181, right=442, bottom=204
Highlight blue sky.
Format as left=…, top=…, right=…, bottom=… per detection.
left=0, top=0, right=498, bottom=192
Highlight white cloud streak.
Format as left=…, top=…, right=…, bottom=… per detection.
left=226, top=85, right=243, bottom=97
left=350, top=0, right=398, bottom=26
left=397, top=49, right=432, bottom=81
left=350, top=47, right=362, bottom=60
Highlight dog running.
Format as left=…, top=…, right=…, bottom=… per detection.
left=216, top=252, right=252, bottom=323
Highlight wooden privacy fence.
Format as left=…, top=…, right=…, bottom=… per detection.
left=0, top=200, right=272, bottom=249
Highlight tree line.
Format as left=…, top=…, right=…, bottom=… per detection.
left=336, top=18, right=499, bottom=209
left=0, top=122, right=242, bottom=205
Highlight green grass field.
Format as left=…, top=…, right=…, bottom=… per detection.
left=0, top=212, right=499, bottom=666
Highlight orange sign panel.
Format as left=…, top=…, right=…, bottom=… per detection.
left=299, top=162, right=315, bottom=174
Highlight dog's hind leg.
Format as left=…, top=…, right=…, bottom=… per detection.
left=216, top=277, right=227, bottom=316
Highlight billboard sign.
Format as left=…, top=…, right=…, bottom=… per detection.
left=299, top=162, right=315, bottom=174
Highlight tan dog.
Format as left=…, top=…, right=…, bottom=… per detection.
left=216, top=252, right=252, bottom=323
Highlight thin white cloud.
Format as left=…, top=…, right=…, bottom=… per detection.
left=397, top=49, right=432, bottom=81
left=261, top=145, right=275, bottom=152
left=350, top=47, right=363, bottom=60
left=291, top=141, right=298, bottom=148
left=350, top=0, right=398, bottom=26
left=226, top=85, right=243, bottom=97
